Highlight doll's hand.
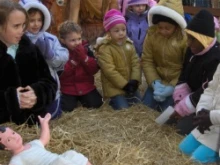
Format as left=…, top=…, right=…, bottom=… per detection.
left=38, top=113, right=51, bottom=125
left=17, top=86, right=37, bottom=109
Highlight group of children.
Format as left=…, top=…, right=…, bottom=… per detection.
left=1, top=0, right=220, bottom=164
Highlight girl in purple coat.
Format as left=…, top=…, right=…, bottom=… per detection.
left=125, top=0, right=156, bottom=57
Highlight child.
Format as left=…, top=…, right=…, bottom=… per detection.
left=125, top=0, right=157, bottom=57
left=141, top=0, right=187, bottom=111
left=0, top=0, right=57, bottom=125
left=0, top=113, right=92, bottom=165
left=169, top=10, right=220, bottom=135
left=178, top=66, right=220, bottom=163
left=19, top=0, right=69, bottom=119
left=95, top=9, right=141, bottom=110
left=58, top=21, right=103, bottom=112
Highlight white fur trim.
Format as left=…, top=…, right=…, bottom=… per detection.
left=185, top=95, right=196, bottom=113
left=148, top=5, right=186, bottom=29
left=19, top=0, right=51, bottom=31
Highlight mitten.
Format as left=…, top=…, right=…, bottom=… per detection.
left=174, top=95, right=196, bottom=117
left=123, top=82, right=135, bottom=95
left=129, top=80, right=139, bottom=92
left=35, top=37, right=54, bottom=60
left=153, top=95, right=166, bottom=102
left=154, top=85, right=174, bottom=97
left=152, top=80, right=165, bottom=91
left=193, top=109, right=212, bottom=134
left=173, top=83, right=191, bottom=103
left=72, top=44, right=88, bottom=62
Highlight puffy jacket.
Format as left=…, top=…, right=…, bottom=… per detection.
left=60, top=42, right=99, bottom=96
left=142, top=26, right=187, bottom=86
left=96, top=37, right=141, bottom=98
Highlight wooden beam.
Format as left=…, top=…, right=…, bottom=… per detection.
left=184, top=6, right=220, bottom=17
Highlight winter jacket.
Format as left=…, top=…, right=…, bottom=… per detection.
left=59, top=42, right=99, bottom=96
left=142, top=26, right=187, bottom=87
left=0, top=35, right=57, bottom=125
left=191, top=63, right=220, bottom=154
left=26, top=32, right=69, bottom=100
left=96, top=37, right=141, bottom=98
left=177, top=41, right=220, bottom=107
left=126, top=10, right=149, bottom=57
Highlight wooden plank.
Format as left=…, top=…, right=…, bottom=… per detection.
left=184, top=6, right=220, bottom=16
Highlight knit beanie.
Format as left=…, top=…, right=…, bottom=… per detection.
left=19, top=0, right=51, bottom=31
left=187, top=10, right=214, bottom=37
left=103, top=9, right=126, bottom=32
left=148, top=0, right=186, bottom=29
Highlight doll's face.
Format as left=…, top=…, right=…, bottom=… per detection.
left=157, top=22, right=177, bottom=38
left=109, top=23, right=127, bottom=45
left=60, top=31, right=82, bottom=51
left=130, top=4, right=147, bottom=15
left=27, top=11, right=43, bottom=34
left=0, top=127, right=23, bottom=151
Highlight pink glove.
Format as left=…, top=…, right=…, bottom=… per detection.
left=173, top=83, right=191, bottom=104
left=174, top=95, right=196, bottom=117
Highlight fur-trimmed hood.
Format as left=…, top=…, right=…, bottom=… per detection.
left=148, top=0, right=186, bottom=29
left=19, top=0, right=51, bottom=32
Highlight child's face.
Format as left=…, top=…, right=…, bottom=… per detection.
left=131, top=5, right=147, bottom=15
left=61, top=32, right=82, bottom=51
left=157, top=22, right=177, bottom=38
left=109, top=23, right=126, bottom=45
left=0, top=128, right=23, bottom=151
left=27, top=11, right=43, bottom=34
left=0, top=10, right=26, bottom=47
left=187, top=35, right=204, bottom=54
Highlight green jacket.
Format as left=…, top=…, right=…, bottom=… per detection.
left=142, top=26, right=187, bottom=87
left=96, top=37, right=141, bottom=98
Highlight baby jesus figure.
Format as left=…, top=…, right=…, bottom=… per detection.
left=0, top=113, right=92, bottom=165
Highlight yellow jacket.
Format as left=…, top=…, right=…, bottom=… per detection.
left=142, top=26, right=187, bottom=87
left=96, top=37, right=141, bottom=98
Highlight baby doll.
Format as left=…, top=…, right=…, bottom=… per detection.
left=0, top=113, right=92, bottom=165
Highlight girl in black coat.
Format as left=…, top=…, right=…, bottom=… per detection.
left=0, top=0, right=57, bottom=125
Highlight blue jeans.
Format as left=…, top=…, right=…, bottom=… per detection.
left=179, top=133, right=220, bottom=163
left=109, top=91, right=141, bottom=110
left=142, top=87, right=174, bottom=112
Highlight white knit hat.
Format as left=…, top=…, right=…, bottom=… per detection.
left=19, top=0, right=51, bottom=31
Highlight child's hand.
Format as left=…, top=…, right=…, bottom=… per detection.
left=17, top=86, right=37, bottom=109
left=38, top=113, right=51, bottom=125
left=73, top=44, right=88, bottom=61
left=36, top=37, right=54, bottom=60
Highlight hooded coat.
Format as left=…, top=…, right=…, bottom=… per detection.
left=96, top=37, right=141, bottom=98
left=0, top=35, right=57, bottom=125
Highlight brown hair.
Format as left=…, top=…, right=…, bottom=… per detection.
left=58, top=21, right=82, bottom=39
left=27, top=8, right=44, bottom=28
left=0, top=0, right=28, bottom=29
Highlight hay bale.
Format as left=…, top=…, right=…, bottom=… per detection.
left=0, top=105, right=213, bottom=165
left=0, top=73, right=215, bottom=165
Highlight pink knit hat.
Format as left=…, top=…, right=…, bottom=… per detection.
left=103, top=9, right=126, bottom=31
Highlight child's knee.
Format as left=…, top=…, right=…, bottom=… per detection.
left=179, top=134, right=200, bottom=155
